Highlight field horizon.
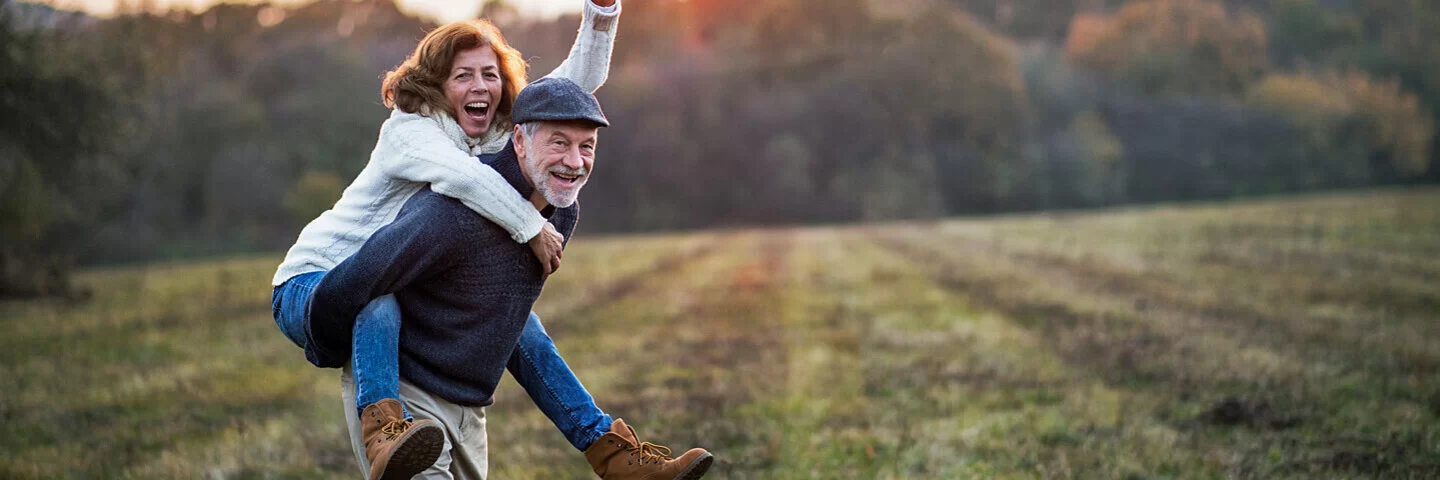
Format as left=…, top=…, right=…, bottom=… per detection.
left=3, top=188, right=1438, bottom=479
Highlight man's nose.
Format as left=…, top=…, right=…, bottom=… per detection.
left=561, top=149, right=585, bottom=169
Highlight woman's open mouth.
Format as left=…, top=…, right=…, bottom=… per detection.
left=463, top=101, right=489, bottom=122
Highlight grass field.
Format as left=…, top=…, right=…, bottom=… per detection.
left=3, top=188, right=1439, bottom=479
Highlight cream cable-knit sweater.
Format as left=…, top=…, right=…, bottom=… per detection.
left=272, top=1, right=620, bottom=286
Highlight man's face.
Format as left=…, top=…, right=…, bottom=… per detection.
left=515, top=121, right=598, bottom=208
left=443, top=47, right=502, bottom=138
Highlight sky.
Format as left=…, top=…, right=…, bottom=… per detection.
left=41, top=0, right=587, bottom=22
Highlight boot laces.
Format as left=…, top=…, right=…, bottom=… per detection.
left=626, top=441, right=673, bottom=465
left=380, top=419, right=412, bottom=440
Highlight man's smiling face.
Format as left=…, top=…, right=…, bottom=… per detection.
left=514, top=120, right=599, bottom=209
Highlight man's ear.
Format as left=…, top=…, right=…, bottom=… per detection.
left=512, top=124, right=526, bottom=158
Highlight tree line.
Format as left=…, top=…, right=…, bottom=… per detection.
left=1, top=0, right=1436, bottom=296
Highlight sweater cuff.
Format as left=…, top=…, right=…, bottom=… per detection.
left=511, top=214, right=547, bottom=244
left=586, top=0, right=621, bottom=32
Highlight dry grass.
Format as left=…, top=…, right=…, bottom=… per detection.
left=3, top=188, right=1438, bottom=478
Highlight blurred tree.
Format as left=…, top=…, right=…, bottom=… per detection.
left=245, top=41, right=383, bottom=179
left=585, top=1, right=1028, bottom=223
left=841, top=147, right=945, bottom=221
left=1066, top=0, right=1269, bottom=96
left=754, top=0, right=871, bottom=56
left=284, top=171, right=346, bottom=228
left=0, top=2, right=131, bottom=297
left=1017, top=45, right=1126, bottom=207
left=1249, top=70, right=1434, bottom=181
left=1102, top=96, right=1316, bottom=200
left=1246, top=73, right=1371, bottom=187
left=945, top=0, right=1126, bottom=42
left=1265, top=0, right=1364, bottom=67
left=1353, top=0, right=1440, bottom=180
left=74, top=1, right=406, bottom=262
left=1021, top=45, right=1103, bottom=129
left=6, top=0, right=1437, bottom=268
left=1067, top=111, right=1126, bottom=202
left=870, top=7, right=1030, bottom=214
left=1342, top=72, right=1436, bottom=178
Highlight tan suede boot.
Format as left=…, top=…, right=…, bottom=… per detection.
left=583, top=418, right=713, bottom=480
left=361, top=398, right=445, bottom=480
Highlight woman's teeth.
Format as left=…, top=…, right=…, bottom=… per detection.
left=463, top=102, right=489, bottom=117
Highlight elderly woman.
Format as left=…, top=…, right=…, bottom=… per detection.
left=270, top=2, right=711, bottom=479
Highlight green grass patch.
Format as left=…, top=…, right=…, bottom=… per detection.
left=4, top=191, right=1439, bottom=478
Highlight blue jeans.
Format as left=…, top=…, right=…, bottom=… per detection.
left=272, top=272, right=613, bottom=451
left=509, top=311, right=614, bottom=451
left=272, top=271, right=408, bottom=419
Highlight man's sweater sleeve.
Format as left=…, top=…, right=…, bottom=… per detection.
left=378, top=114, right=548, bottom=244
left=542, top=0, right=621, bottom=93
left=306, top=198, right=464, bottom=354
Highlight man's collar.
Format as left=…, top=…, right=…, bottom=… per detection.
left=484, top=141, right=558, bottom=218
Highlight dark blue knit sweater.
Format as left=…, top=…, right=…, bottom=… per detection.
left=307, top=142, right=577, bottom=407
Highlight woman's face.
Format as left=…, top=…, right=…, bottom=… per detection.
left=443, top=46, right=502, bottom=138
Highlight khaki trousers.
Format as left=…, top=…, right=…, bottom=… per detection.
left=341, top=365, right=489, bottom=480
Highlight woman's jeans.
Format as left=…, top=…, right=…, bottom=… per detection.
left=272, top=271, right=613, bottom=451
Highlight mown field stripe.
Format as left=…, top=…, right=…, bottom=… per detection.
left=928, top=228, right=1440, bottom=379
left=486, top=232, right=793, bottom=478
left=868, top=229, right=1440, bottom=477
left=536, top=233, right=729, bottom=333
left=838, top=232, right=1243, bottom=478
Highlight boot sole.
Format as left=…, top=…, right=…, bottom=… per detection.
left=674, top=452, right=714, bottom=480
left=380, top=422, right=445, bottom=480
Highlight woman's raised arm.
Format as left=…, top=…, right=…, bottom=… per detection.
left=543, top=0, right=622, bottom=93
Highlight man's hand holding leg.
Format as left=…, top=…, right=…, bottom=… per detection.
left=528, top=223, right=565, bottom=278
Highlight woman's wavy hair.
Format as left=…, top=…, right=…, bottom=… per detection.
left=381, top=19, right=529, bottom=128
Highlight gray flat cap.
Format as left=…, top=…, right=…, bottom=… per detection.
left=512, top=77, right=609, bottom=127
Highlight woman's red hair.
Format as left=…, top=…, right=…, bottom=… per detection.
left=381, top=19, right=529, bottom=129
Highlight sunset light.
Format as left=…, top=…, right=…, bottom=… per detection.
left=40, top=0, right=585, bottom=22
left=5, top=0, right=1439, bottom=477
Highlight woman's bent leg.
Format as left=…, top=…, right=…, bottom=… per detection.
left=347, top=295, right=443, bottom=479
left=272, top=271, right=350, bottom=368
left=352, top=294, right=409, bottom=419
left=272, top=271, right=326, bottom=350
left=507, top=312, right=612, bottom=451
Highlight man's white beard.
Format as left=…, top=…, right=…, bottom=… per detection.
left=528, top=163, right=584, bottom=208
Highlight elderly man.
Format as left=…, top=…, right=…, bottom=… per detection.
left=305, top=77, right=713, bottom=479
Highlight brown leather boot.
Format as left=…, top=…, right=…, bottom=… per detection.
left=583, top=418, right=713, bottom=480
left=361, top=398, right=445, bottom=480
